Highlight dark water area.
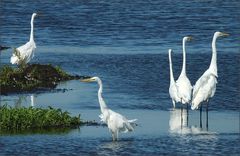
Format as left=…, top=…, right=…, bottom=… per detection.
left=1, top=133, right=239, bottom=156
left=0, top=0, right=239, bottom=52
left=0, top=0, right=239, bottom=155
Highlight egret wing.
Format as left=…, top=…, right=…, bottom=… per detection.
left=192, top=70, right=217, bottom=109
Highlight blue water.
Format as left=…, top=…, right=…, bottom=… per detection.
left=0, top=0, right=240, bottom=155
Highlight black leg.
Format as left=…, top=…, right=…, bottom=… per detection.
left=206, top=101, right=209, bottom=131
left=181, top=105, right=183, bottom=129
left=200, top=104, right=202, bottom=129
left=187, top=104, right=189, bottom=127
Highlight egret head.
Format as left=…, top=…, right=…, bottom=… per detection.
left=183, top=36, right=193, bottom=42
left=32, top=13, right=38, bottom=17
left=214, top=31, right=229, bottom=38
left=81, top=76, right=99, bottom=82
left=168, top=49, right=172, bottom=54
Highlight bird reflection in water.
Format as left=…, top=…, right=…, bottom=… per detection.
left=30, top=94, right=36, bottom=107
left=169, top=108, right=210, bottom=135
left=98, top=139, right=134, bottom=155
left=13, top=94, right=36, bottom=108
left=169, top=108, right=189, bottom=134
left=14, top=96, right=27, bottom=108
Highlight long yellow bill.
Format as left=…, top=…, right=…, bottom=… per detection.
left=81, top=78, right=94, bottom=82
left=222, top=32, right=229, bottom=36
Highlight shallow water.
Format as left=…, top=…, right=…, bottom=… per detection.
left=0, top=0, right=240, bottom=155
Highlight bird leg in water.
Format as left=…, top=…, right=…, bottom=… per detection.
left=200, top=104, right=202, bottom=129
left=206, top=101, right=209, bottom=131
left=181, top=105, right=183, bottom=129
left=112, top=131, right=118, bottom=142
left=187, top=104, right=189, bottom=127
left=172, top=100, right=176, bottom=109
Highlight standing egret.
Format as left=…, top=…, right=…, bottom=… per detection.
left=191, top=32, right=229, bottom=110
left=168, top=49, right=181, bottom=108
left=10, top=13, right=38, bottom=66
left=191, top=32, right=229, bottom=129
left=176, top=36, right=193, bottom=105
left=81, top=77, right=137, bottom=141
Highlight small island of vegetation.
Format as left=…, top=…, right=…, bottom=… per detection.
left=0, top=64, right=89, bottom=94
left=0, top=105, right=81, bottom=133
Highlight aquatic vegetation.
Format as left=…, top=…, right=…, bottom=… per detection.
left=0, top=64, right=88, bottom=94
left=0, top=105, right=81, bottom=132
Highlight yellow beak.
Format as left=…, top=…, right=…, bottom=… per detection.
left=188, top=36, right=193, bottom=41
left=222, top=32, right=229, bottom=36
left=80, top=78, right=94, bottom=82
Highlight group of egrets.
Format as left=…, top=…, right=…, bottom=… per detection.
left=8, top=13, right=228, bottom=141
left=169, top=32, right=228, bottom=129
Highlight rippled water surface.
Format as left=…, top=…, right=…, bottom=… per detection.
left=0, top=0, right=239, bottom=155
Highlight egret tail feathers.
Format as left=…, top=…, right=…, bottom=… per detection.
left=128, top=119, right=137, bottom=123
left=10, top=55, right=19, bottom=64
left=123, top=122, right=134, bottom=133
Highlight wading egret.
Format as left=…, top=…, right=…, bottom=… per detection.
left=176, top=36, right=193, bottom=104
left=10, top=13, right=38, bottom=66
left=81, top=77, right=137, bottom=141
left=191, top=32, right=229, bottom=129
left=191, top=32, right=229, bottom=110
left=168, top=49, right=181, bottom=108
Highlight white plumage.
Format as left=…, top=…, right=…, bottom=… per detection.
left=176, top=36, right=193, bottom=104
left=81, top=77, right=137, bottom=141
left=191, top=31, right=229, bottom=110
left=168, top=49, right=181, bottom=108
left=10, top=13, right=37, bottom=66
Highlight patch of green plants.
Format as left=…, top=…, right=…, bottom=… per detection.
left=0, top=105, right=81, bottom=132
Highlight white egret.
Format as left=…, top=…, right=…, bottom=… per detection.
left=176, top=36, right=193, bottom=104
left=10, top=13, right=38, bottom=66
left=191, top=32, right=229, bottom=110
left=192, top=32, right=228, bottom=129
left=81, top=77, right=137, bottom=141
left=168, top=49, right=181, bottom=108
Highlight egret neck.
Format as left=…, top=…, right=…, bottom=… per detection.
left=96, top=78, right=108, bottom=113
left=30, top=14, right=35, bottom=42
left=209, top=33, right=218, bottom=77
left=180, top=38, right=187, bottom=76
left=169, top=49, right=175, bottom=84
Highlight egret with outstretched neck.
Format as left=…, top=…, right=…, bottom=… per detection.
left=191, top=31, right=229, bottom=129
left=10, top=13, right=38, bottom=66
left=81, top=77, right=137, bottom=141
left=168, top=49, right=181, bottom=108
left=176, top=36, right=193, bottom=105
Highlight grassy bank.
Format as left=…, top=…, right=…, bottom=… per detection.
left=0, top=105, right=81, bottom=132
left=0, top=64, right=88, bottom=94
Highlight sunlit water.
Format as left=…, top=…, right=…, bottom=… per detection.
left=0, top=0, right=240, bottom=155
